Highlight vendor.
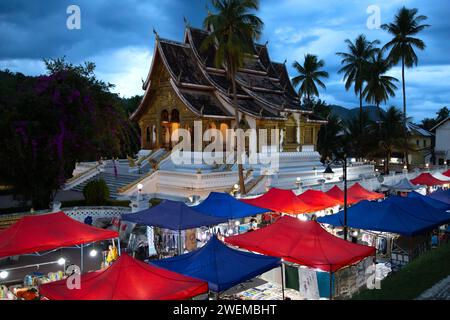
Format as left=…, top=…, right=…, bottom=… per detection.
left=105, top=244, right=119, bottom=266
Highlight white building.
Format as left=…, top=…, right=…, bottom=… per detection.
left=431, top=117, right=450, bottom=166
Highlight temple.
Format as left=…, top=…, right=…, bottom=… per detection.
left=131, top=25, right=326, bottom=153
left=66, top=25, right=376, bottom=201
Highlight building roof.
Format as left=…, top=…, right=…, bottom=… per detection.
left=132, top=25, right=320, bottom=122
left=430, top=116, right=450, bottom=131
left=406, top=122, right=433, bottom=137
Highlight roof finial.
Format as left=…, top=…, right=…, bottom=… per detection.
left=183, top=16, right=189, bottom=27
left=264, top=40, right=269, bottom=47
left=152, top=27, right=159, bottom=40
left=283, top=58, right=287, bottom=64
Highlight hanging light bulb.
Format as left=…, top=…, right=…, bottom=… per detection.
left=57, top=258, right=66, bottom=266
left=234, top=220, right=240, bottom=226
left=0, top=270, right=9, bottom=279
left=89, top=249, right=98, bottom=257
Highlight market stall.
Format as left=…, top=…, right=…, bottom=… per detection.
left=428, top=189, right=450, bottom=204
left=39, top=253, right=208, bottom=300
left=410, top=173, right=448, bottom=187
left=296, top=189, right=342, bottom=212
left=325, top=185, right=359, bottom=205
left=347, top=183, right=385, bottom=201
left=152, top=236, right=281, bottom=295
left=121, top=200, right=228, bottom=255
left=0, top=211, right=119, bottom=259
left=225, top=217, right=375, bottom=299
left=318, top=197, right=450, bottom=270
left=0, top=211, right=119, bottom=300
left=407, top=191, right=450, bottom=211
left=381, top=177, right=424, bottom=194
left=193, top=192, right=269, bottom=219
left=240, top=188, right=310, bottom=215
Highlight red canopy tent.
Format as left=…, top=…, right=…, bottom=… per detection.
left=225, top=216, right=375, bottom=273
left=347, top=183, right=384, bottom=201
left=297, top=189, right=342, bottom=211
left=410, top=173, right=448, bottom=186
left=443, top=170, right=450, bottom=178
left=0, top=212, right=119, bottom=259
left=325, top=185, right=360, bottom=205
left=39, top=254, right=208, bottom=300
left=240, top=188, right=310, bottom=214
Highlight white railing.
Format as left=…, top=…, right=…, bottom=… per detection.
left=63, top=164, right=104, bottom=190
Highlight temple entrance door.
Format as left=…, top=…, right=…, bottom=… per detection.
left=160, top=109, right=180, bottom=150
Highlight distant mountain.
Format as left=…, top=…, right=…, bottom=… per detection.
left=329, top=105, right=385, bottom=122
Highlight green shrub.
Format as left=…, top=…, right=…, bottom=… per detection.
left=82, top=179, right=110, bottom=205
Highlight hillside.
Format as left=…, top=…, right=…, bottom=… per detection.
left=329, top=105, right=385, bottom=122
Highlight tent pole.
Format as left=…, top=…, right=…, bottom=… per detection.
left=178, top=230, right=182, bottom=255
left=80, top=244, right=84, bottom=273
left=329, top=271, right=333, bottom=300
left=117, top=237, right=121, bottom=256
left=280, top=263, right=285, bottom=300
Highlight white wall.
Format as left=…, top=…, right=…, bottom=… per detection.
left=435, top=120, right=450, bottom=161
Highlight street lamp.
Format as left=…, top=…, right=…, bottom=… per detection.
left=323, top=156, right=349, bottom=241
left=137, top=183, right=143, bottom=202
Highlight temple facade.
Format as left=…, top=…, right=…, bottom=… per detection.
left=131, top=26, right=326, bottom=153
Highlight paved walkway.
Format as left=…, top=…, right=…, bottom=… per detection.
left=416, top=275, right=450, bottom=300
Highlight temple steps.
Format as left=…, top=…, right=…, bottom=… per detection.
left=71, top=172, right=142, bottom=199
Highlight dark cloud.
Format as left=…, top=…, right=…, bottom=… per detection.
left=0, top=0, right=448, bottom=121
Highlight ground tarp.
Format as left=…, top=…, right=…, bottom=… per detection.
left=39, top=253, right=208, bottom=300
left=240, top=188, right=310, bottom=214
left=152, top=236, right=281, bottom=292
left=225, top=216, right=375, bottom=272
left=121, top=200, right=227, bottom=230
left=325, top=185, right=360, bottom=205
left=382, top=178, right=423, bottom=192
left=297, top=189, right=342, bottom=211
left=347, top=183, right=385, bottom=201
left=317, top=198, right=450, bottom=236
left=410, top=173, right=448, bottom=186
left=428, top=189, right=450, bottom=205
left=0, top=211, right=118, bottom=259
left=193, top=192, right=269, bottom=219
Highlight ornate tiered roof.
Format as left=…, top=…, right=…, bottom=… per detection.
left=132, top=26, right=323, bottom=122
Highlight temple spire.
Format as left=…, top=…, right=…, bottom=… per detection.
left=152, top=27, right=159, bottom=40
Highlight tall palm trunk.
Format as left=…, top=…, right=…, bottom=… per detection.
left=359, top=88, right=363, bottom=134
left=230, top=65, right=246, bottom=195
left=401, top=55, right=409, bottom=167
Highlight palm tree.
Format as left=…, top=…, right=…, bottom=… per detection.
left=363, top=51, right=399, bottom=123
left=382, top=7, right=429, bottom=166
left=201, top=0, right=263, bottom=194
left=375, top=106, right=404, bottom=174
left=317, top=114, right=343, bottom=162
left=337, top=35, right=379, bottom=133
left=292, top=54, right=329, bottom=107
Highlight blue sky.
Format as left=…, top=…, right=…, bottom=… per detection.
left=1, top=0, right=449, bottom=122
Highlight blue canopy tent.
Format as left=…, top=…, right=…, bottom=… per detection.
left=152, top=236, right=281, bottom=293
left=407, top=192, right=450, bottom=211
left=193, top=192, right=269, bottom=219
left=428, top=189, right=450, bottom=205
left=121, top=200, right=227, bottom=230
left=317, top=199, right=450, bottom=236
left=122, top=200, right=228, bottom=254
